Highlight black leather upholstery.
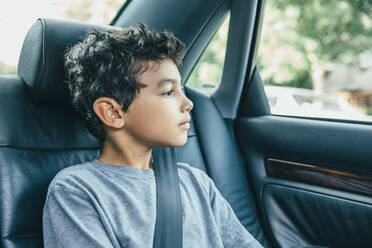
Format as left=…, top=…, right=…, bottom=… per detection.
left=264, top=184, right=372, bottom=248
left=17, top=18, right=121, bottom=107
left=0, top=18, right=267, bottom=247
left=0, top=75, right=100, bottom=248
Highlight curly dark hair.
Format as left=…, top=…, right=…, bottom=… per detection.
left=65, top=23, right=186, bottom=143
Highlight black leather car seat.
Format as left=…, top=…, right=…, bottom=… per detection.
left=0, top=18, right=268, bottom=248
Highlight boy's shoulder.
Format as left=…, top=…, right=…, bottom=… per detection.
left=48, top=160, right=97, bottom=193
left=48, top=160, right=212, bottom=194
left=177, top=162, right=205, bottom=177
left=177, top=162, right=212, bottom=187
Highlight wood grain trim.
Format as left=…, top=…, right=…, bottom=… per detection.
left=265, top=159, right=372, bottom=197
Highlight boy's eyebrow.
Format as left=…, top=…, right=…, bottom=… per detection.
left=156, top=78, right=181, bottom=88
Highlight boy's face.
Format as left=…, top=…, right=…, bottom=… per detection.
left=122, top=58, right=193, bottom=147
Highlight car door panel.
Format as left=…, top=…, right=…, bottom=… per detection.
left=263, top=184, right=372, bottom=248
left=235, top=115, right=372, bottom=248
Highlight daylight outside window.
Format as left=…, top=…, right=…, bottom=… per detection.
left=0, top=0, right=124, bottom=75
left=187, top=15, right=229, bottom=94
left=258, top=0, right=372, bottom=122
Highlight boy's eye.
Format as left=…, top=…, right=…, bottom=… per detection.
left=162, top=90, right=174, bottom=96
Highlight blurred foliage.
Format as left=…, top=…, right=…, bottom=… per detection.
left=273, top=0, right=372, bottom=64
left=51, top=0, right=124, bottom=24
left=360, top=106, right=372, bottom=115
left=187, top=15, right=229, bottom=92
left=258, top=57, right=313, bottom=89
left=366, top=107, right=372, bottom=115
left=0, top=68, right=16, bottom=75
left=258, top=0, right=372, bottom=89
left=0, top=61, right=17, bottom=75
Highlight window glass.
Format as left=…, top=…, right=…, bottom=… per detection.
left=186, top=15, right=230, bottom=94
left=258, top=0, right=372, bottom=122
left=0, top=0, right=124, bottom=75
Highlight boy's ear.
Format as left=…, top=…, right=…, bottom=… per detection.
left=93, top=97, right=125, bottom=129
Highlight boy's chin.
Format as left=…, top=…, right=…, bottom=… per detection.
left=172, top=140, right=187, bottom=147
left=154, top=136, right=188, bottom=147
left=172, top=135, right=188, bottom=147
left=166, top=139, right=187, bottom=147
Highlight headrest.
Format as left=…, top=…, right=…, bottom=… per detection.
left=18, top=18, right=121, bottom=107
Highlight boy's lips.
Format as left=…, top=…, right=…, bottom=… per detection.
left=179, top=117, right=191, bottom=129
left=179, top=117, right=190, bottom=125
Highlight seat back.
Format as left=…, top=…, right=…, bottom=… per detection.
left=0, top=18, right=116, bottom=248
left=0, top=18, right=267, bottom=248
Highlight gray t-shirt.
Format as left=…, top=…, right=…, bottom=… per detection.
left=43, top=159, right=263, bottom=248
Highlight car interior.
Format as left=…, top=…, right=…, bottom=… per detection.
left=0, top=0, right=371, bottom=248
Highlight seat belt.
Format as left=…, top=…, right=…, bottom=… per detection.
left=152, top=147, right=183, bottom=248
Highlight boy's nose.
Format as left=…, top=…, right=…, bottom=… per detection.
left=183, top=96, right=193, bottom=112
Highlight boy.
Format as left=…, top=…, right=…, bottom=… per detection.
left=42, top=24, right=263, bottom=248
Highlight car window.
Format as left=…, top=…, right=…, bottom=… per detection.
left=257, top=0, right=372, bottom=122
left=186, top=15, right=230, bottom=94
left=0, top=0, right=124, bottom=75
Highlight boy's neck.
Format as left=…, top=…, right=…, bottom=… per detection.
left=97, top=137, right=153, bottom=171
